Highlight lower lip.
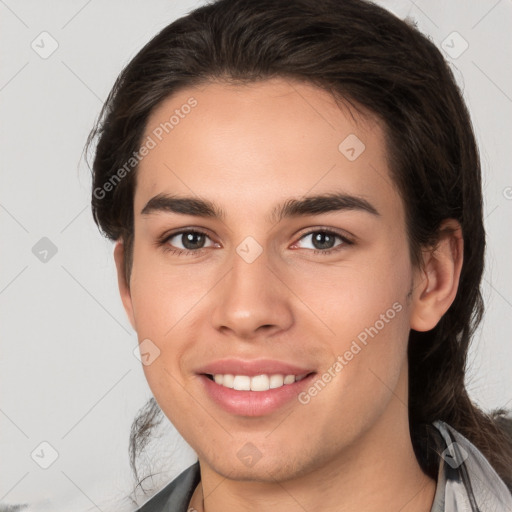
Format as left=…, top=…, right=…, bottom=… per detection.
left=198, top=374, right=316, bottom=417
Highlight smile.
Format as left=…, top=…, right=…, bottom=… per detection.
left=199, top=372, right=316, bottom=416
left=207, top=373, right=308, bottom=391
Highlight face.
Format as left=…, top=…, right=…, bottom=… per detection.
left=117, top=78, right=423, bottom=482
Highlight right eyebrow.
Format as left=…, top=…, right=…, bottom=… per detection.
left=141, top=193, right=224, bottom=218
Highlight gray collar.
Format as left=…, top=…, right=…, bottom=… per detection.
left=429, top=420, right=512, bottom=512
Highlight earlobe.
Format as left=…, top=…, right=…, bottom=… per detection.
left=410, top=219, right=464, bottom=332
left=113, top=240, right=136, bottom=331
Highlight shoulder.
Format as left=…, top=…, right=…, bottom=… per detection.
left=431, top=420, right=512, bottom=512
left=136, top=462, right=201, bottom=512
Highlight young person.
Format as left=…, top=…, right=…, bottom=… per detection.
left=87, top=0, right=512, bottom=510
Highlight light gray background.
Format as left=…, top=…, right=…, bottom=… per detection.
left=1, top=1, right=511, bottom=511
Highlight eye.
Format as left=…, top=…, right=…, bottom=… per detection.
left=158, top=227, right=352, bottom=257
left=292, top=229, right=352, bottom=255
left=159, top=229, right=217, bottom=255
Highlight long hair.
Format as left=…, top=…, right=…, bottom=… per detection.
left=86, top=0, right=512, bottom=495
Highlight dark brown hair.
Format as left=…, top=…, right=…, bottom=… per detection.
left=86, top=0, right=512, bottom=496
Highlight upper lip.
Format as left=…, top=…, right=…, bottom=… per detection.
left=196, top=358, right=316, bottom=377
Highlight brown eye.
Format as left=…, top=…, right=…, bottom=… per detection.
left=161, top=229, right=216, bottom=255
left=172, top=231, right=207, bottom=250
left=294, top=229, right=352, bottom=254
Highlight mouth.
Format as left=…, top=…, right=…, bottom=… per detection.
left=198, top=370, right=317, bottom=416
left=202, top=372, right=311, bottom=391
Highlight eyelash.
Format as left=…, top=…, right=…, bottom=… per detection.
left=157, top=228, right=353, bottom=257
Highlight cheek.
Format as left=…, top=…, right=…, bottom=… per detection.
left=291, top=239, right=412, bottom=346
left=293, top=240, right=412, bottom=401
left=129, top=242, right=209, bottom=335
left=293, top=262, right=411, bottom=446
left=128, top=245, right=220, bottom=407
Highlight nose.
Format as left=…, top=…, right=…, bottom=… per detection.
left=210, top=244, right=294, bottom=341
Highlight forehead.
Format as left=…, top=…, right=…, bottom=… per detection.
left=134, top=78, right=402, bottom=222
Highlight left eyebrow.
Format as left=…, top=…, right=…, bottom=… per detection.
left=140, top=191, right=380, bottom=223
left=270, top=192, right=379, bottom=224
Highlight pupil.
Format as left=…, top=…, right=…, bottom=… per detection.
left=183, top=232, right=204, bottom=250
left=313, top=232, right=334, bottom=250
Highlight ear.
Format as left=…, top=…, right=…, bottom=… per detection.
left=113, top=240, right=136, bottom=331
left=410, top=219, right=464, bottom=332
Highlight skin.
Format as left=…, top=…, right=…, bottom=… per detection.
left=114, top=78, right=463, bottom=511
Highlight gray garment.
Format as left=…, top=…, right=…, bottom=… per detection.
left=136, top=421, right=512, bottom=512
left=430, top=421, right=512, bottom=512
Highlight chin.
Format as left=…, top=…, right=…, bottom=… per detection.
left=203, top=449, right=319, bottom=483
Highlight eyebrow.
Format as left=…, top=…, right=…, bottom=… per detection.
left=140, top=192, right=379, bottom=223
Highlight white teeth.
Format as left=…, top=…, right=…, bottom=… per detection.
left=283, top=374, right=296, bottom=385
left=251, top=374, right=269, bottom=391
left=222, top=374, right=234, bottom=388
left=233, top=375, right=251, bottom=390
left=269, top=374, right=284, bottom=389
left=211, top=373, right=306, bottom=391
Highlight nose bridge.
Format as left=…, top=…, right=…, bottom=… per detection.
left=210, top=235, right=293, bottom=337
left=230, top=235, right=272, bottom=296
